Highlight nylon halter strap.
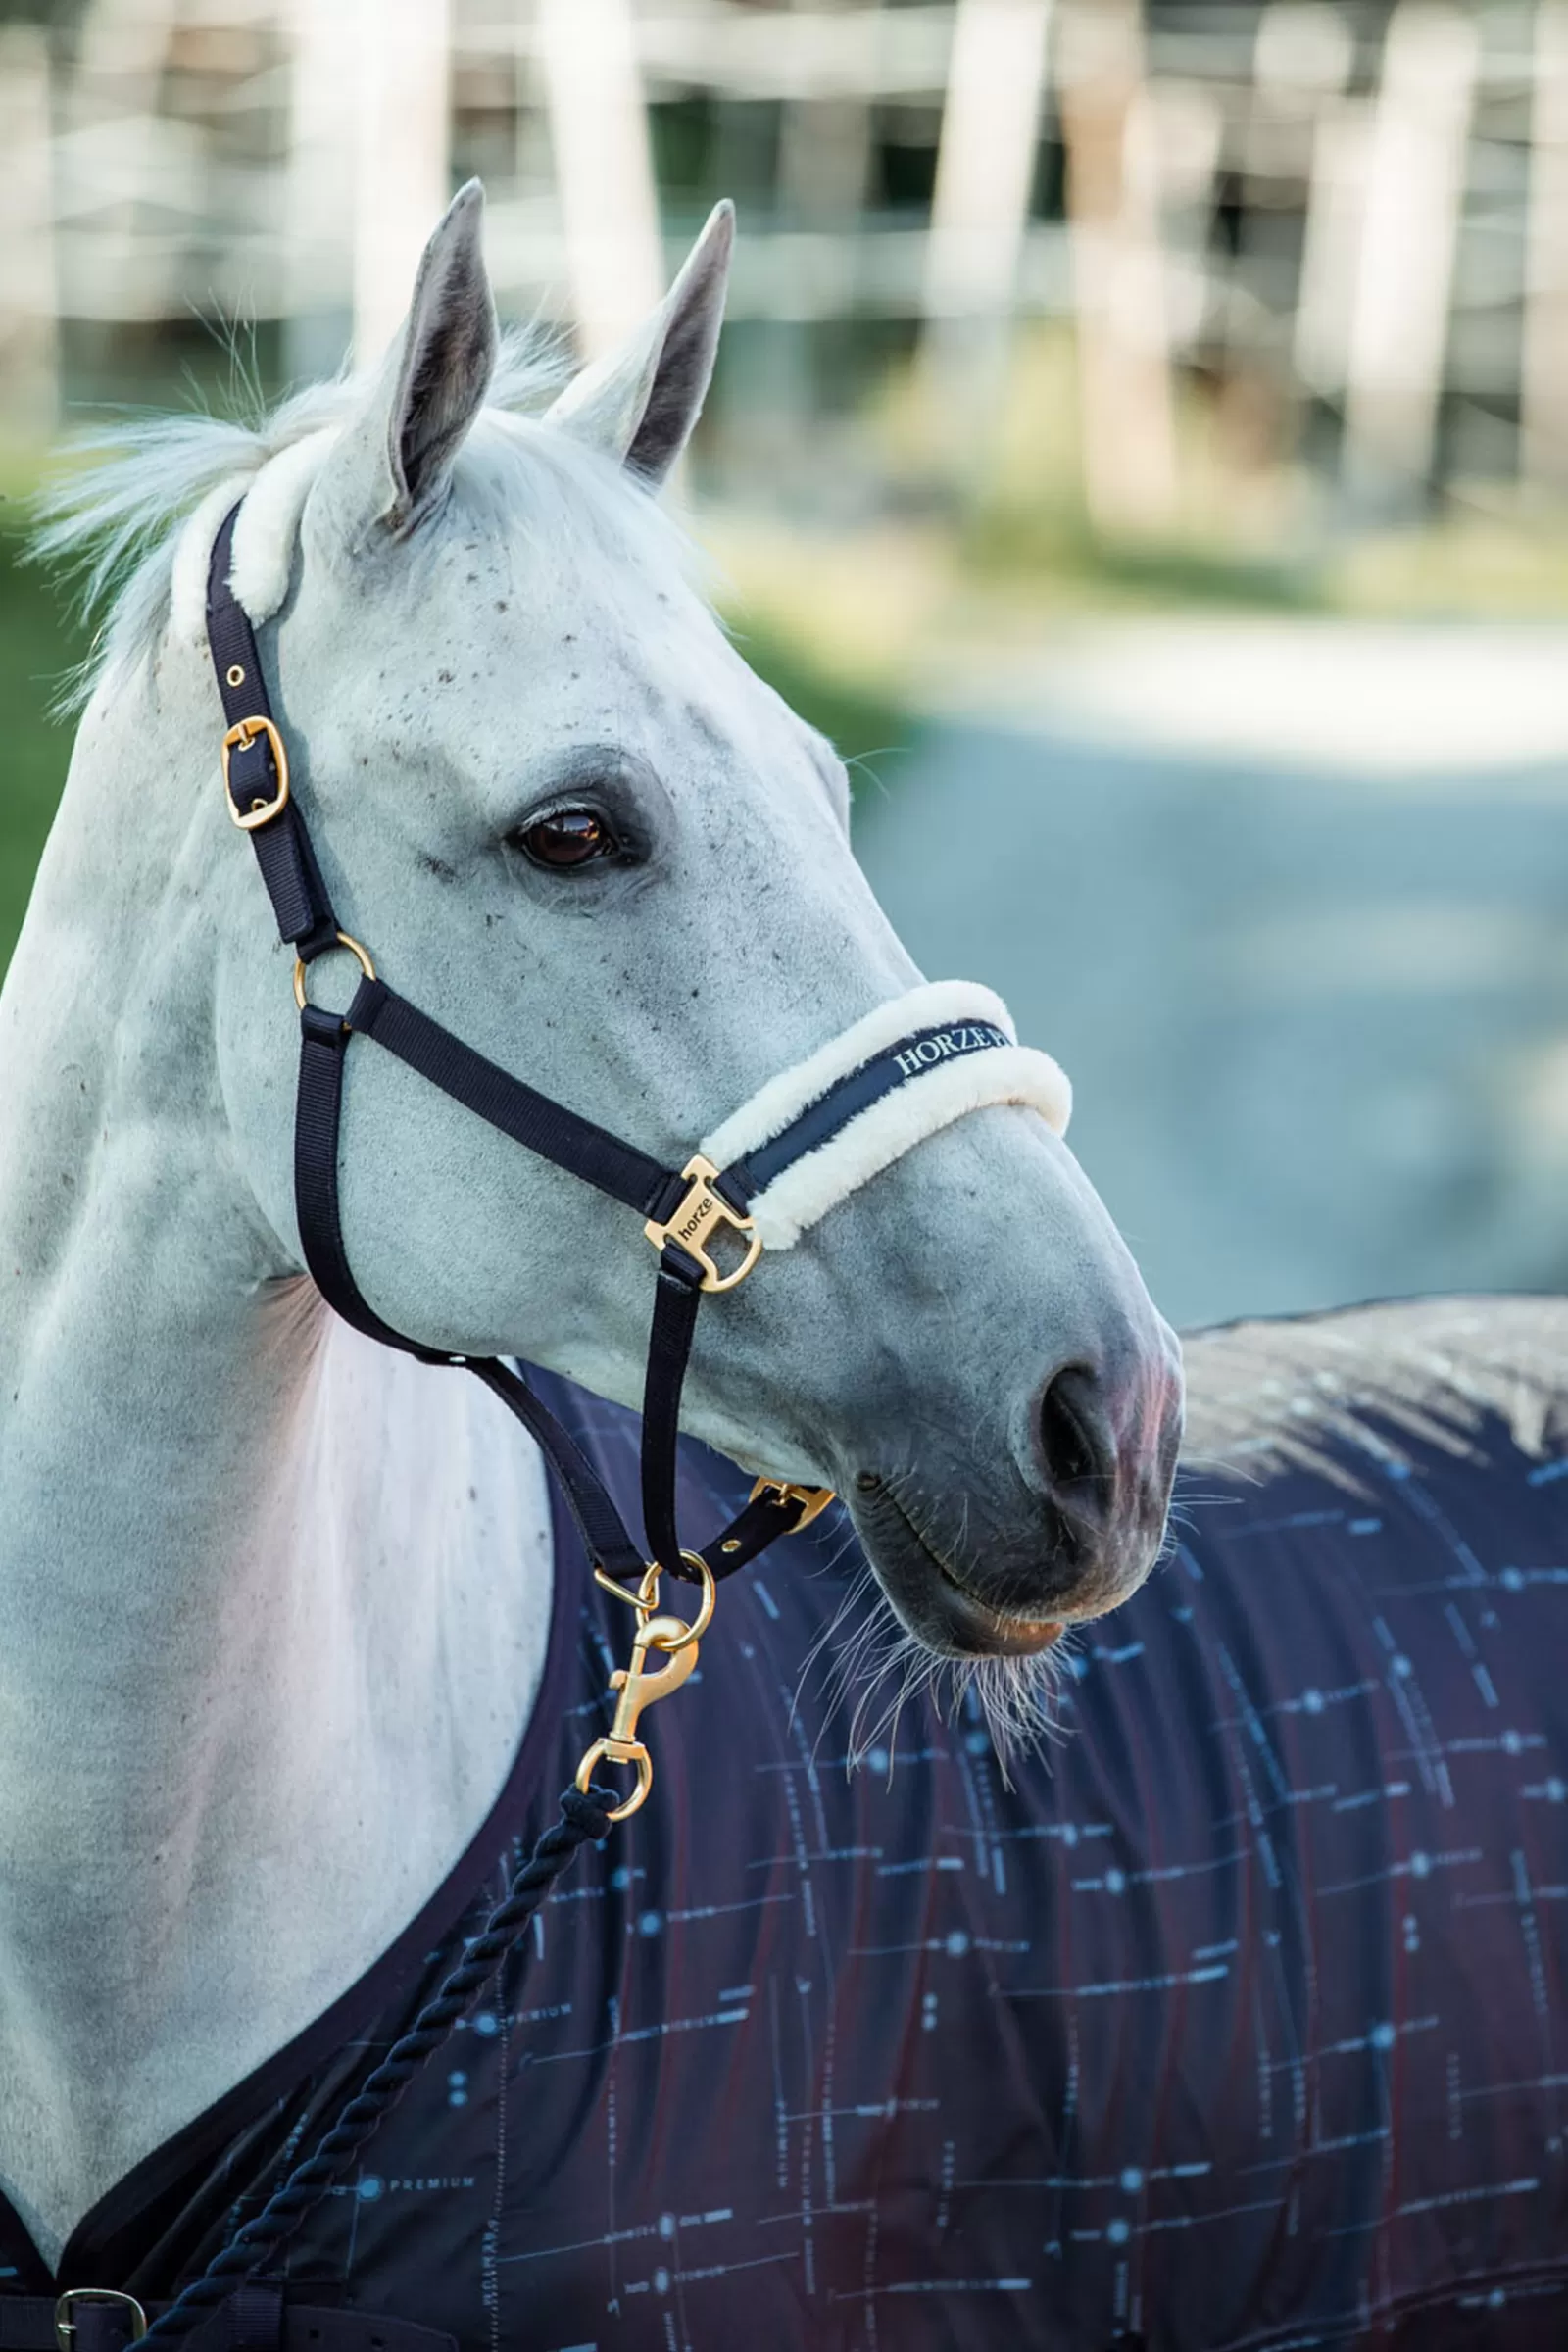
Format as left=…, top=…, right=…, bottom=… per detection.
left=204, top=496, right=1072, bottom=1649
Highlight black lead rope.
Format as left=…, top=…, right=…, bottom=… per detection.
left=140, top=1785, right=616, bottom=2345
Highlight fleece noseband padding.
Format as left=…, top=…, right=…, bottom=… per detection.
left=701, top=981, right=1071, bottom=1251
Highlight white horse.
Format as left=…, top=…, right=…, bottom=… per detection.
left=0, top=187, right=1180, bottom=2269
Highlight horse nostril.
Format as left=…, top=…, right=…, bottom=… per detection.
left=1036, top=1365, right=1117, bottom=1523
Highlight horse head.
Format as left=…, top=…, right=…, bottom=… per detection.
left=136, top=186, right=1184, bottom=1687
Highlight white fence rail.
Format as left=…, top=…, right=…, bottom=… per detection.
left=1, top=0, right=1562, bottom=514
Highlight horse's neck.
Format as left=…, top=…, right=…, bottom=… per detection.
left=0, top=693, right=554, bottom=2270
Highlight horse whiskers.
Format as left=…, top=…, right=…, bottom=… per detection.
left=792, top=1561, right=879, bottom=1737
left=813, top=1581, right=900, bottom=1744
left=791, top=1558, right=1074, bottom=1785
left=779, top=1462, right=1078, bottom=1777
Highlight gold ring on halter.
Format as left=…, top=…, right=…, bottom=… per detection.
left=651, top=1552, right=716, bottom=1650
left=293, top=931, right=376, bottom=1014
left=592, top=1550, right=715, bottom=1645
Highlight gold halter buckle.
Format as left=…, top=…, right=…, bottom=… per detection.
left=644, top=1154, right=762, bottom=1293
left=221, top=714, right=290, bottom=830
left=747, top=1478, right=836, bottom=1531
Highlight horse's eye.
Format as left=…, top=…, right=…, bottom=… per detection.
left=516, top=808, right=618, bottom=869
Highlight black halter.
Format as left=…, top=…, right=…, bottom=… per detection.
left=65, top=502, right=1047, bottom=2352
left=205, top=500, right=907, bottom=1615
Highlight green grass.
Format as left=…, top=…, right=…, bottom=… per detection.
left=962, top=508, right=1324, bottom=613
left=0, top=515, right=87, bottom=975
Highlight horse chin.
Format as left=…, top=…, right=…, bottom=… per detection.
left=850, top=1485, right=1066, bottom=1661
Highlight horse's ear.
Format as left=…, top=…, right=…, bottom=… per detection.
left=544, top=201, right=734, bottom=485
left=318, top=179, right=498, bottom=545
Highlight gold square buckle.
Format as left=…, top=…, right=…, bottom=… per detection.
left=645, top=1154, right=761, bottom=1294
left=748, top=1479, right=836, bottom=1530
left=56, top=2290, right=148, bottom=2350
left=221, top=714, right=291, bottom=830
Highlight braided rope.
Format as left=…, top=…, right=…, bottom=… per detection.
left=141, top=1785, right=614, bottom=2345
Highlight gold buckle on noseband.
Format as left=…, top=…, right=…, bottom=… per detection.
left=56, top=2290, right=148, bottom=2351
left=221, top=714, right=291, bottom=830
left=644, top=1154, right=761, bottom=1294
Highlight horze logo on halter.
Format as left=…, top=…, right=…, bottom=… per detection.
left=893, top=1023, right=1009, bottom=1080
left=677, top=1192, right=718, bottom=1244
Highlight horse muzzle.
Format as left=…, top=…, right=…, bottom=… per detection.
left=847, top=1340, right=1183, bottom=1658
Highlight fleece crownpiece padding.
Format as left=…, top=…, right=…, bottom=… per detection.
left=170, top=427, right=339, bottom=648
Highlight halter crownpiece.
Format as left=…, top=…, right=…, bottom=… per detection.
left=204, top=492, right=1075, bottom=1809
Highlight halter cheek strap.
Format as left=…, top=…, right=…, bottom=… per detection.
left=204, top=497, right=1072, bottom=1606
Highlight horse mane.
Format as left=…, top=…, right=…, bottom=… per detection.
left=30, top=326, right=700, bottom=712
left=1181, top=1292, right=1568, bottom=1491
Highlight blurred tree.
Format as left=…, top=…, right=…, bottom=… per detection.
left=0, top=0, right=81, bottom=24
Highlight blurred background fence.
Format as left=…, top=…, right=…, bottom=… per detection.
left=5, top=0, right=1568, bottom=1328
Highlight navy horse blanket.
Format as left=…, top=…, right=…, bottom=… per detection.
left=4, top=1298, right=1565, bottom=2348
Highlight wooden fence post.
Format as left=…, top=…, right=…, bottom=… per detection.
left=778, top=0, right=878, bottom=227
left=1294, top=96, right=1370, bottom=405
left=1341, top=1, right=1478, bottom=507
left=1057, top=0, right=1179, bottom=535
left=60, top=0, right=178, bottom=330
left=285, top=0, right=358, bottom=383
left=919, top=0, right=1054, bottom=478
left=537, top=0, right=664, bottom=360
left=1277, top=4, right=1361, bottom=407
left=1522, top=0, right=1568, bottom=489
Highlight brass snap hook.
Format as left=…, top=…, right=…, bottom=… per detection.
left=576, top=1619, right=699, bottom=1822
left=577, top=1556, right=715, bottom=1820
